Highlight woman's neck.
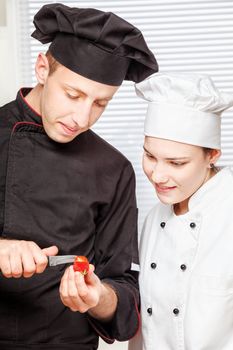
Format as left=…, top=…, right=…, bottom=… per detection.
left=173, top=168, right=217, bottom=216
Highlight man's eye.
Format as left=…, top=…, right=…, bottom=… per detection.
left=95, top=101, right=107, bottom=108
left=67, top=93, right=80, bottom=99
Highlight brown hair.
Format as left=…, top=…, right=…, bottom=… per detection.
left=45, top=51, right=61, bottom=75
left=203, top=147, right=213, bottom=155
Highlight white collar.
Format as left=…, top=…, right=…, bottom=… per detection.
left=187, top=166, right=233, bottom=212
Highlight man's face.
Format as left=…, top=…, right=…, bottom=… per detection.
left=39, top=64, right=119, bottom=143
left=143, top=136, right=218, bottom=214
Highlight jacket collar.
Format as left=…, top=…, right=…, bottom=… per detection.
left=16, top=88, right=43, bottom=124
left=188, top=166, right=233, bottom=212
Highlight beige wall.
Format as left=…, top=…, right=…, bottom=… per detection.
left=0, top=0, right=20, bottom=106
left=0, top=0, right=6, bottom=26
left=100, top=339, right=127, bottom=349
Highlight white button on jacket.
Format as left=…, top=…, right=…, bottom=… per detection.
left=129, top=167, right=233, bottom=350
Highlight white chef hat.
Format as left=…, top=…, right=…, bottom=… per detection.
left=135, top=72, right=233, bottom=149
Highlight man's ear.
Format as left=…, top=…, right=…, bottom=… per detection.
left=35, top=53, right=50, bottom=85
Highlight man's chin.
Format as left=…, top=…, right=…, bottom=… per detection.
left=46, top=130, right=77, bottom=143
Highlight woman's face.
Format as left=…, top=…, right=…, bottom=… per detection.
left=143, top=137, right=220, bottom=214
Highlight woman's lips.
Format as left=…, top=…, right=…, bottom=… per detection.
left=155, top=184, right=177, bottom=193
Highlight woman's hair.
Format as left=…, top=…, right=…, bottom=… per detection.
left=45, top=51, right=61, bottom=75
left=203, top=147, right=213, bottom=155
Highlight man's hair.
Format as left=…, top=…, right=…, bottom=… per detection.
left=45, top=51, right=61, bottom=75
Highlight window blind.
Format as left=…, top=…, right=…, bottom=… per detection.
left=16, top=0, right=233, bottom=229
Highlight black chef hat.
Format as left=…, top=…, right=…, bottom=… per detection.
left=31, top=3, right=158, bottom=86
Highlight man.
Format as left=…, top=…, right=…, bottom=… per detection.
left=0, top=3, right=158, bottom=350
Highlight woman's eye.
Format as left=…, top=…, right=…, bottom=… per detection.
left=171, top=162, right=186, bottom=166
left=145, top=153, right=154, bottom=159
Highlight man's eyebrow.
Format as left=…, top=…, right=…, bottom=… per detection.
left=64, top=84, right=113, bottom=101
left=165, top=157, right=190, bottom=160
left=64, top=84, right=83, bottom=93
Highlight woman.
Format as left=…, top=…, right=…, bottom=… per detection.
left=129, top=73, right=233, bottom=350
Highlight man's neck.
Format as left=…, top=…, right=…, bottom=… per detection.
left=24, top=84, right=42, bottom=115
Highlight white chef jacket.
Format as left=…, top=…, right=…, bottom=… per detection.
left=129, top=167, right=233, bottom=350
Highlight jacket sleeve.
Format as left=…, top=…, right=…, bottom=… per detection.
left=87, top=162, right=140, bottom=343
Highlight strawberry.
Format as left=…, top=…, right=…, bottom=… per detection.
left=73, top=256, right=89, bottom=275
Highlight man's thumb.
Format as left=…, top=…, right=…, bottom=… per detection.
left=84, top=264, right=97, bottom=284
left=42, top=245, right=59, bottom=256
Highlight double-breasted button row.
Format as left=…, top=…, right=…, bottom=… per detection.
left=150, top=262, right=187, bottom=270
left=147, top=307, right=180, bottom=316
left=160, top=221, right=196, bottom=229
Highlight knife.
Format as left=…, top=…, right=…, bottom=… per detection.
left=48, top=255, right=76, bottom=266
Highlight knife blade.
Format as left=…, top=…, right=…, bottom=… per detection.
left=48, top=255, right=76, bottom=266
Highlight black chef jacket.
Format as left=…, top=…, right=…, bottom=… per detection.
left=0, top=89, right=140, bottom=350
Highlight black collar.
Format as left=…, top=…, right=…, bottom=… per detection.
left=16, top=88, right=43, bottom=124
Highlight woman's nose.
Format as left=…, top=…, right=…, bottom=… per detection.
left=151, top=168, right=168, bottom=183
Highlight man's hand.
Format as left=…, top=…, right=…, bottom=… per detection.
left=0, top=239, right=58, bottom=278
left=59, top=265, right=117, bottom=321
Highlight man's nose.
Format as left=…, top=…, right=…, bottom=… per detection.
left=72, top=102, right=92, bottom=129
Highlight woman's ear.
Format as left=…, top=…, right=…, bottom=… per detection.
left=35, top=53, right=50, bottom=85
left=209, top=149, right=221, bottom=165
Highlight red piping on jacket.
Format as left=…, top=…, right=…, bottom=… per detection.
left=133, top=294, right=141, bottom=337
left=88, top=293, right=140, bottom=344
left=87, top=319, right=115, bottom=344
left=20, top=89, right=42, bottom=119
left=12, top=121, right=43, bottom=134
